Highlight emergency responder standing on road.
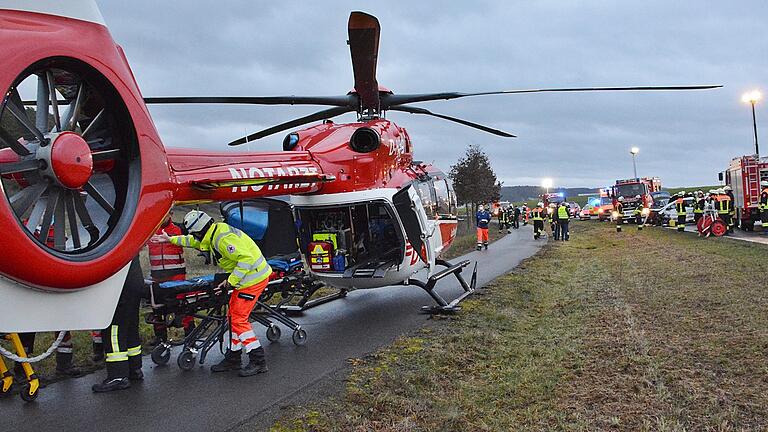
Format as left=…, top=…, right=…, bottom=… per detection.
left=155, top=210, right=272, bottom=377
left=548, top=203, right=559, bottom=240
left=497, top=205, right=507, bottom=232
left=693, top=191, right=705, bottom=224
left=724, top=186, right=735, bottom=233
left=147, top=212, right=194, bottom=344
left=557, top=201, right=570, bottom=241
left=632, top=195, right=645, bottom=230
left=513, top=205, right=521, bottom=229
left=614, top=197, right=624, bottom=232
left=522, top=204, right=529, bottom=225
left=675, top=193, right=687, bottom=232
left=476, top=205, right=491, bottom=250
left=532, top=202, right=545, bottom=240
left=760, top=181, right=768, bottom=232
left=92, top=257, right=144, bottom=393
left=714, top=188, right=732, bottom=234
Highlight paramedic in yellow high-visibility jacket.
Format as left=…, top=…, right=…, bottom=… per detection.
left=152, top=210, right=272, bottom=377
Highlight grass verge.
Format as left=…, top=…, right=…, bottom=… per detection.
left=271, top=221, right=768, bottom=431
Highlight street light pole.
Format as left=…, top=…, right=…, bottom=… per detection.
left=750, top=100, right=760, bottom=156
left=742, top=90, right=762, bottom=158
left=630, top=147, right=639, bottom=180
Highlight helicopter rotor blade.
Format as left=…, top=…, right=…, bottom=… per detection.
left=384, top=85, right=722, bottom=107
left=143, top=95, right=352, bottom=107
left=389, top=105, right=516, bottom=138
left=348, top=11, right=380, bottom=112
left=229, top=106, right=353, bottom=145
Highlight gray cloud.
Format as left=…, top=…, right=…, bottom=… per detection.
left=98, top=0, right=767, bottom=188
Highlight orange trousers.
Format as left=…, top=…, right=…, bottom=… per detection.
left=229, top=278, right=269, bottom=353
left=476, top=227, right=489, bottom=244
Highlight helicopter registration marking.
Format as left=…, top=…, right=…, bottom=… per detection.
left=228, top=166, right=319, bottom=192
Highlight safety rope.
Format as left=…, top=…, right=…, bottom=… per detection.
left=0, top=331, right=66, bottom=363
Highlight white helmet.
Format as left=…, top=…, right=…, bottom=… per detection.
left=762, top=181, right=768, bottom=187
left=618, top=196, right=625, bottom=202
left=183, top=210, right=213, bottom=235
left=478, top=205, right=485, bottom=211
left=635, top=195, right=641, bottom=199
left=537, top=202, right=544, bottom=207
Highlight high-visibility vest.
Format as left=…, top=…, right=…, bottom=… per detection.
left=694, top=199, right=704, bottom=214
left=148, top=222, right=186, bottom=281
left=717, top=195, right=731, bottom=215
left=633, top=206, right=643, bottom=216
left=675, top=198, right=686, bottom=214
left=760, top=188, right=768, bottom=211
left=531, top=207, right=544, bottom=221
left=557, top=205, right=569, bottom=219
left=170, top=222, right=272, bottom=289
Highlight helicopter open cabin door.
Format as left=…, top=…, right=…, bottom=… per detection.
left=393, top=185, right=435, bottom=273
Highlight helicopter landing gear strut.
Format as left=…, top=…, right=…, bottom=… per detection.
left=407, top=259, right=478, bottom=314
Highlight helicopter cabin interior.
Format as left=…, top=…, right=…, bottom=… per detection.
left=295, top=177, right=457, bottom=278
left=295, top=201, right=405, bottom=278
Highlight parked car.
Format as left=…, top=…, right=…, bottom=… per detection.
left=651, top=197, right=695, bottom=226
left=568, top=202, right=581, bottom=217
left=579, top=205, right=594, bottom=220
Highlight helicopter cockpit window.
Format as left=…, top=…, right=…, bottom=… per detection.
left=415, top=181, right=436, bottom=219
left=433, top=179, right=456, bottom=219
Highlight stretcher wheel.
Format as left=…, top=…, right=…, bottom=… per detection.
left=19, top=383, right=38, bottom=402
left=1, top=381, right=13, bottom=398
left=151, top=344, right=171, bottom=365
left=266, top=325, right=281, bottom=342
left=177, top=350, right=196, bottom=371
left=292, top=329, right=307, bottom=346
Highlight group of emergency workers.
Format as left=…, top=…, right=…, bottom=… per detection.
left=7, top=209, right=274, bottom=394
left=525, top=201, right=571, bottom=241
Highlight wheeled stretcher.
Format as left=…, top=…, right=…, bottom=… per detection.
left=147, top=268, right=307, bottom=371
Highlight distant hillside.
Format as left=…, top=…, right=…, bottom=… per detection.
left=500, top=186, right=598, bottom=204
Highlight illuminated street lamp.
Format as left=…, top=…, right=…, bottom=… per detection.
left=630, top=146, right=639, bottom=179
left=542, top=178, right=553, bottom=194
left=742, top=90, right=762, bottom=156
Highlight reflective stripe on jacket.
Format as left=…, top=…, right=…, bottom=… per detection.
left=170, top=222, right=272, bottom=289
left=557, top=205, right=569, bottom=219
left=149, top=223, right=185, bottom=279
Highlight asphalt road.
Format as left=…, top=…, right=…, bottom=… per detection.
left=3, top=225, right=543, bottom=432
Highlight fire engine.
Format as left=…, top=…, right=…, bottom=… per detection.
left=612, top=177, right=662, bottom=218
left=722, top=155, right=768, bottom=231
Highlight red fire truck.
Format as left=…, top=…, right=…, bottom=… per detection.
left=722, top=155, right=768, bottom=231
left=612, top=177, right=662, bottom=218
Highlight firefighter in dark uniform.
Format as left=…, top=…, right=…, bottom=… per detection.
left=693, top=190, right=705, bottom=224
left=675, top=193, right=687, bottom=232
left=716, top=188, right=732, bottom=234
left=632, top=195, right=645, bottom=231
left=614, top=197, right=624, bottom=232
left=531, top=202, right=545, bottom=239
left=513, top=205, right=521, bottom=229
left=497, top=206, right=507, bottom=232
left=723, top=186, right=735, bottom=233
left=760, top=181, right=768, bottom=232
left=92, top=257, right=144, bottom=393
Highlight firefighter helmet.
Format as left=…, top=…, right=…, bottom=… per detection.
left=537, top=202, right=544, bottom=207
left=183, top=210, right=213, bottom=235
left=618, top=196, right=625, bottom=202
left=724, top=186, right=732, bottom=192
left=762, top=181, right=768, bottom=187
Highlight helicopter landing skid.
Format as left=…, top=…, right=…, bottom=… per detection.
left=407, top=259, right=478, bottom=314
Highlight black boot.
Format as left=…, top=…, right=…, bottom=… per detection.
left=238, top=347, right=268, bottom=377
left=56, top=352, right=84, bottom=377
left=92, top=377, right=130, bottom=393
left=92, top=361, right=130, bottom=393
left=211, top=349, right=242, bottom=373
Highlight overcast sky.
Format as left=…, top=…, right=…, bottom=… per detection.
left=99, top=1, right=766, bottom=188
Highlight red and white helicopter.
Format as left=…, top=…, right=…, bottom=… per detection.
left=0, top=1, right=719, bottom=332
